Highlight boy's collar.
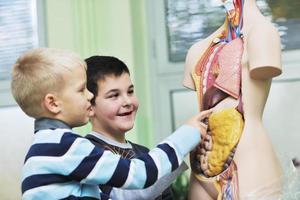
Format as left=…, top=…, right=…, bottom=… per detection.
left=34, top=118, right=71, bottom=133
left=89, top=131, right=132, bottom=149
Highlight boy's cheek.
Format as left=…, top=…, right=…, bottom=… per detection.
left=133, top=98, right=139, bottom=110
left=135, top=102, right=139, bottom=111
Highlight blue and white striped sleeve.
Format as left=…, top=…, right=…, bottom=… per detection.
left=22, top=125, right=201, bottom=193
left=79, top=125, right=201, bottom=188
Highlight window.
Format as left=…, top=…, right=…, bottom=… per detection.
left=165, top=0, right=224, bottom=62
left=165, top=0, right=300, bottom=62
left=0, top=0, right=45, bottom=106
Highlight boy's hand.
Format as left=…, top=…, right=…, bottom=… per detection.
left=185, top=109, right=212, bottom=139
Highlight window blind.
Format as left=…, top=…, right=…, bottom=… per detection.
left=0, top=0, right=38, bottom=81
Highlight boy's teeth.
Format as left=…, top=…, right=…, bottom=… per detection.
left=119, top=111, right=131, bottom=116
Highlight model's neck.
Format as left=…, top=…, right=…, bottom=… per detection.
left=220, top=0, right=263, bottom=33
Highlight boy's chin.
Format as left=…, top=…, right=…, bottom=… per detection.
left=119, top=124, right=134, bottom=132
left=75, top=116, right=90, bottom=127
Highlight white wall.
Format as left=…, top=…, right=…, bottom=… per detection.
left=0, top=106, right=34, bottom=199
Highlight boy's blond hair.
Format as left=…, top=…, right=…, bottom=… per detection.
left=11, top=48, right=86, bottom=118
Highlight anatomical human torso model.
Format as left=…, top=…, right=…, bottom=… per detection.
left=183, top=0, right=283, bottom=199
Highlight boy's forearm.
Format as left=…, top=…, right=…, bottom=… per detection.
left=80, top=125, right=200, bottom=189
left=162, top=125, right=201, bottom=163
left=118, top=125, right=200, bottom=189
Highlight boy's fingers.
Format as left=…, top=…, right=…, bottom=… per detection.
left=199, top=122, right=208, bottom=130
left=197, top=109, right=213, bottom=120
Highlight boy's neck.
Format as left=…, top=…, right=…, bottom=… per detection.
left=92, top=128, right=126, bottom=144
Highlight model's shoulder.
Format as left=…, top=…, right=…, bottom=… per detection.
left=246, top=18, right=281, bottom=56
left=185, top=37, right=211, bottom=70
left=187, top=37, right=211, bottom=56
left=247, top=19, right=280, bottom=41
left=188, top=39, right=207, bottom=51
left=186, top=27, right=222, bottom=62
left=245, top=18, right=282, bottom=79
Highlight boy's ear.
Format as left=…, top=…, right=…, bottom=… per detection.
left=43, top=93, right=61, bottom=114
left=89, top=105, right=96, bottom=117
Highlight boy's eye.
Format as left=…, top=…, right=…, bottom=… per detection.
left=108, top=93, right=118, bottom=98
left=128, top=89, right=134, bottom=95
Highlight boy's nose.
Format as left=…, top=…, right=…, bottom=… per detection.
left=122, top=96, right=132, bottom=106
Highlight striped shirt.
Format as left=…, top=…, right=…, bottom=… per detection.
left=22, top=118, right=200, bottom=199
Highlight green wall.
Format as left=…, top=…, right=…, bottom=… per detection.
left=130, top=0, right=155, bottom=147
left=45, top=0, right=154, bottom=147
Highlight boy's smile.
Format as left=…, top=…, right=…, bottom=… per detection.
left=117, top=110, right=134, bottom=117
left=90, top=73, right=139, bottom=143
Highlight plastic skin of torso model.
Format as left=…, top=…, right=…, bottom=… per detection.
left=183, top=0, right=283, bottom=199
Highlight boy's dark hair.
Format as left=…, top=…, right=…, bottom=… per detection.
left=85, top=56, right=130, bottom=105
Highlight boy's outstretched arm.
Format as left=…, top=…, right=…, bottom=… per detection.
left=77, top=109, right=212, bottom=188
left=22, top=111, right=211, bottom=199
